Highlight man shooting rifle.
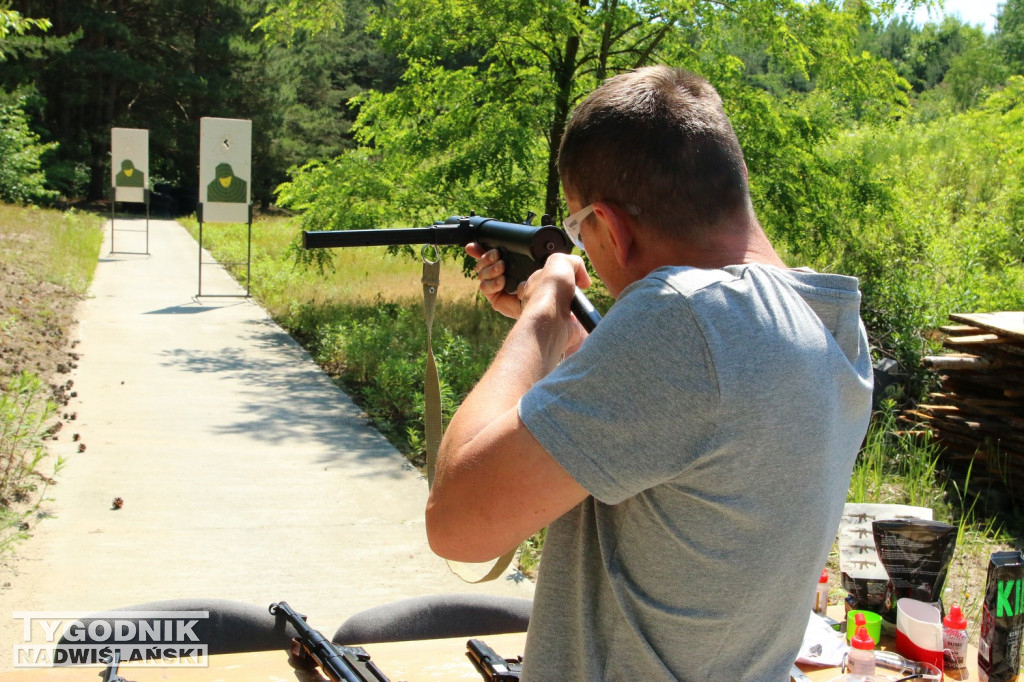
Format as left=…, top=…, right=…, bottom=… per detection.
left=426, top=65, right=873, bottom=680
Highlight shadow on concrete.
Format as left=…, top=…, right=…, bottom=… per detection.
left=157, top=317, right=409, bottom=479
left=144, top=300, right=248, bottom=315
left=98, top=254, right=151, bottom=264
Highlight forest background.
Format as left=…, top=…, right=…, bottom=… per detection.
left=2, top=0, right=1023, bottom=605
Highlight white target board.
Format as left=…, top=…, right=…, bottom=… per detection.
left=111, top=128, right=149, bottom=204
left=199, top=117, right=252, bottom=224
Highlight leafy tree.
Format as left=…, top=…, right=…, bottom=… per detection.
left=278, top=0, right=917, bottom=245
left=943, top=39, right=1009, bottom=109
left=859, top=15, right=933, bottom=91
left=859, top=15, right=918, bottom=65
left=256, top=0, right=403, bottom=193
left=861, top=11, right=1015, bottom=114
left=253, top=0, right=346, bottom=44
left=901, top=17, right=987, bottom=92
left=1, top=7, right=57, bottom=204
left=0, top=7, right=50, bottom=60
left=0, top=97, right=58, bottom=204
left=997, top=0, right=1024, bottom=73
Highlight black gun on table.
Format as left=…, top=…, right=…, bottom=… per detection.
left=100, top=650, right=129, bottom=682
left=466, top=638, right=522, bottom=681
left=302, top=214, right=602, bottom=332
left=269, top=602, right=389, bottom=682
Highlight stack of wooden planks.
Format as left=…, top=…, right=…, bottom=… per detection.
left=903, top=311, right=1024, bottom=491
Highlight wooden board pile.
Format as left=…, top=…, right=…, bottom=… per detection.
left=903, top=312, right=1024, bottom=491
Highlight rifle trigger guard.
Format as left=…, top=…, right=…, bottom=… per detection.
left=421, top=243, right=440, bottom=265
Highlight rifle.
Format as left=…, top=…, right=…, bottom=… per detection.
left=302, top=214, right=602, bottom=332
left=100, top=650, right=128, bottom=682
left=466, top=638, right=522, bottom=681
left=269, top=602, right=389, bottom=682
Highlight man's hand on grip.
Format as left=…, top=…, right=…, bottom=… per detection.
left=467, top=243, right=525, bottom=320
left=520, top=252, right=591, bottom=357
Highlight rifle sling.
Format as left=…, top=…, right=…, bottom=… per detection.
left=421, top=250, right=517, bottom=583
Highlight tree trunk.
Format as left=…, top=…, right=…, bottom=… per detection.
left=597, top=0, right=618, bottom=82
left=544, top=34, right=580, bottom=219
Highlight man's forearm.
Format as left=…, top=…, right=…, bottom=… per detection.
left=425, top=301, right=584, bottom=562
left=441, top=306, right=565, bottom=455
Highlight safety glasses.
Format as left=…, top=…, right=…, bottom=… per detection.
left=561, top=204, right=594, bottom=250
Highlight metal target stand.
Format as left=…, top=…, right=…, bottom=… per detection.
left=196, top=202, right=252, bottom=298
left=109, top=187, right=151, bottom=255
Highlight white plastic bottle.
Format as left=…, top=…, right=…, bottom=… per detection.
left=847, top=626, right=876, bottom=676
left=814, top=568, right=829, bottom=616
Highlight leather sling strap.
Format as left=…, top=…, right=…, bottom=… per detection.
left=421, top=248, right=517, bottom=583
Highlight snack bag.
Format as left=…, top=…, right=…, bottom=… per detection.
left=872, top=518, right=957, bottom=624
left=978, top=549, right=1024, bottom=682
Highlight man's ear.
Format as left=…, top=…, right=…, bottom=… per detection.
left=593, top=201, right=635, bottom=266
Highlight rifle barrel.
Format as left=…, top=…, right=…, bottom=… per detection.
left=303, top=225, right=467, bottom=250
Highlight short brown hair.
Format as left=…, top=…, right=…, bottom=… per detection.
left=558, top=65, right=751, bottom=238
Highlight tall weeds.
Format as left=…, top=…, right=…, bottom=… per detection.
left=282, top=297, right=507, bottom=465
left=0, top=372, right=66, bottom=555
left=848, top=402, right=943, bottom=510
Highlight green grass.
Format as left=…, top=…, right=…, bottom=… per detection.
left=0, top=204, right=103, bottom=295
left=0, top=203, right=101, bottom=557
left=181, top=215, right=484, bottom=309
left=848, top=403, right=945, bottom=510
left=0, top=372, right=65, bottom=555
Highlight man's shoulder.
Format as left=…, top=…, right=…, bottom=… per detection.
left=638, top=265, right=736, bottom=294
left=608, top=267, right=738, bottom=326
left=622, top=265, right=770, bottom=311
left=638, top=263, right=861, bottom=304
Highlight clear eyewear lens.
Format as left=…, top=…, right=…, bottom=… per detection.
left=562, top=204, right=594, bottom=250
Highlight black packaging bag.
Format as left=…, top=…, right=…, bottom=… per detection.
left=872, top=518, right=957, bottom=623
left=979, top=549, right=1024, bottom=682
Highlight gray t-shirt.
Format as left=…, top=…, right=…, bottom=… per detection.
left=518, top=264, right=873, bottom=681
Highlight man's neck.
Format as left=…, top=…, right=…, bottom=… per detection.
left=633, top=220, right=786, bottom=276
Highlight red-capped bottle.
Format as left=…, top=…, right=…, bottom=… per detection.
left=814, top=568, right=829, bottom=616
left=943, top=603, right=969, bottom=678
left=851, top=612, right=866, bottom=641
left=848, top=626, right=876, bottom=676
